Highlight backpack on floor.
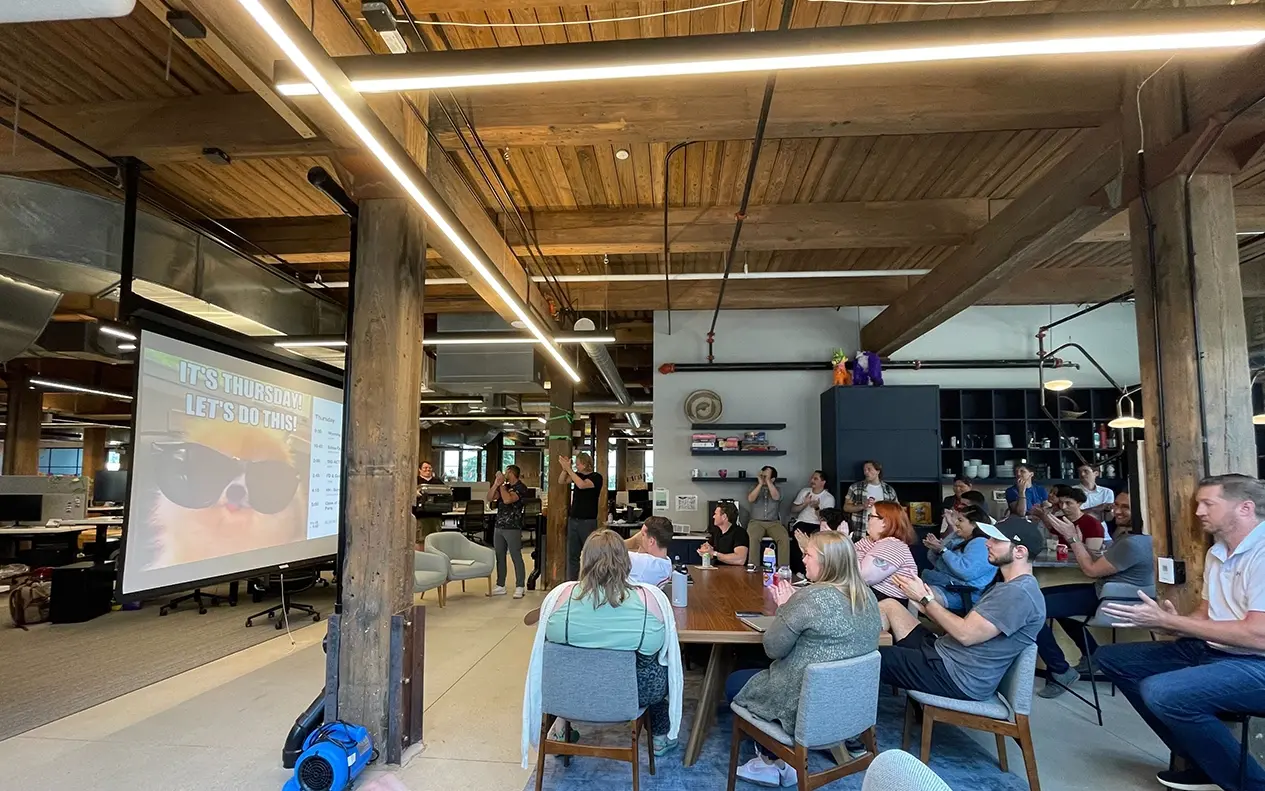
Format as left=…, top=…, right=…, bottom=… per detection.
left=9, top=569, right=52, bottom=629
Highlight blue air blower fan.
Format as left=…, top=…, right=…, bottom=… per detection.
left=282, top=721, right=375, bottom=791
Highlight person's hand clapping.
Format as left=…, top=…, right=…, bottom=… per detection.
left=1047, top=514, right=1077, bottom=542
left=892, top=574, right=932, bottom=608
left=557, top=455, right=572, bottom=472
left=866, top=496, right=876, bottom=508
left=923, top=534, right=943, bottom=551
left=793, top=527, right=810, bottom=551
left=771, top=578, right=795, bottom=607
left=1100, top=591, right=1179, bottom=631
left=699, top=541, right=713, bottom=556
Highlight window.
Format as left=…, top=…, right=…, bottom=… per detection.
left=608, top=448, right=617, bottom=489
left=441, top=449, right=485, bottom=482
left=105, top=450, right=122, bottom=472
left=460, top=451, right=480, bottom=482
left=643, top=450, right=654, bottom=486
left=442, top=449, right=460, bottom=481
left=39, top=448, right=83, bottom=476
left=502, top=450, right=515, bottom=470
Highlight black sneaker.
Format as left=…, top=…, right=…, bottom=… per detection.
left=1156, top=768, right=1222, bottom=791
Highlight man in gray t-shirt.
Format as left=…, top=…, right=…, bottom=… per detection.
left=1035, top=491, right=1156, bottom=698
left=878, top=520, right=1047, bottom=701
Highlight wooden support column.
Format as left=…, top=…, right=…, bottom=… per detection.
left=615, top=441, right=629, bottom=491
left=81, top=428, right=108, bottom=494
left=594, top=414, right=611, bottom=521
left=337, top=197, right=427, bottom=754
left=545, top=377, right=574, bottom=587
left=1129, top=69, right=1255, bottom=610
left=3, top=371, right=42, bottom=476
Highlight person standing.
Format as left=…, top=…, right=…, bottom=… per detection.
left=1095, top=475, right=1265, bottom=791
left=487, top=465, right=529, bottom=598
left=1005, top=464, right=1047, bottom=517
left=415, top=459, right=444, bottom=549
left=745, top=466, right=788, bottom=568
left=844, top=461, right=900, bottom=535
left=559, top=452, right=603, bottom=582
left=788, top=471, right=836, bottom=577
left=1075, top=463, right=1115, bottom=523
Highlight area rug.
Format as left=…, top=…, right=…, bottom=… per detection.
left=524, top=673, right=1027, bottom=791
left=0, top=582, right=334, bottom=741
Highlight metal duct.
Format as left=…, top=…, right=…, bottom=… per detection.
left=0, top=176, right=345, bottom=341
left=573, top=318, right=641, bottom=429
left=519, top=400, right=653, bottom=414
left=0, top=272, right=62, bottom=363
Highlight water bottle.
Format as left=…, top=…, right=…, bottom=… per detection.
left=670, top=557, right=689, bottom=608
left=762, top=545, right=777, bottom=587
left=777, top=565, right=793, bottom=586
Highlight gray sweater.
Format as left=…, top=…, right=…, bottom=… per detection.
left=733, top=583, right=881, bottom=734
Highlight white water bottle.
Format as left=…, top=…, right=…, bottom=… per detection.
left=762, top=545, right=777, bottom=587
left=670, top=558, right=689, bottom=608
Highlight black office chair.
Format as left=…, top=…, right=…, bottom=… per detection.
left=461, top=499, right=487, bottom=545
left=244, top=569, right=322, bottom=629
left=522, top=498, right=543, bottom=547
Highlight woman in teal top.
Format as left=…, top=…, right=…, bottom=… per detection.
left=542, top=529, right=673, bottom=755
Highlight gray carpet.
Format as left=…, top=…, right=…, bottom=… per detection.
left=0, top=582, right=335, bottom=741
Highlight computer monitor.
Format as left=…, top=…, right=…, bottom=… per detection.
left=93, top=470, right=128, bottom=504
left=450, top=486, right=473, bottom=503
left=628, top=489, right=651, bottom=504
left=615, top=490, right=630, bottom=506
left=0, top=494, right=44, bottom=524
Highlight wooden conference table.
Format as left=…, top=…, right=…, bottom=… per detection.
left=674, top=565, right=892, bottom=766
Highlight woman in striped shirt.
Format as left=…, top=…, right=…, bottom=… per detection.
left=855, top=501, right=919, bottom=601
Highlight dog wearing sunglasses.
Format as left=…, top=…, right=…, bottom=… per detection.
left=148, top=421, right=307, bottom=569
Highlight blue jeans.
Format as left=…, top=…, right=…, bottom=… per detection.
left=1035, top=583, right=1100, bottom=674
left=726, top=668, right=761, bottom=703
left=1095, top=639, right=1265, bottom=791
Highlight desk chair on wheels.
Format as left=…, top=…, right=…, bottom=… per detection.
left=244, top=570, right=322, bottom=629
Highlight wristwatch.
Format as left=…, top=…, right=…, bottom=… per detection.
left=918, top=593, right=934, bottom=606
left=1067, top=535, right=1080, bottom=544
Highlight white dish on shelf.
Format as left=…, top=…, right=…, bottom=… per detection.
left=994, top=435, right=1013, bottom=448
left=964, top=465, right=979, bottom=478
left=977, top=464, right=991, bottom=478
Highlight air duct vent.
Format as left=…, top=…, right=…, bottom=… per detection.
left=0, top=273, right=62, bottom=364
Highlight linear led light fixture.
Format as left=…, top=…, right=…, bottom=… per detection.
left=275, top=6, right=1265, bottom=95
left=275, top=333, right=615, bottom=348
left=420, top=397, right=484, bottom=405
left=29, top=378, right=133, bottom=401
left=238, top=0, right=581, bottom=383
left=97, top=324, right=136, bottom=341
left=423, top=414, right=547, bottom=424
left=311, top=269, right=934, bottom=289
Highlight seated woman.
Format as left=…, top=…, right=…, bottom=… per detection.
left=520, top=530, right=683, bottom=762
left=725, top=531, right=881, bottom=787
left=921, top=505, right=998, bottom=611
left=855, top=501, right=919, bottom=601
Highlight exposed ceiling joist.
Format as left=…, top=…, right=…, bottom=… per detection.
left=860, top=41, right=1265, bottom=356
left=0, top=93, right=335, bottom=173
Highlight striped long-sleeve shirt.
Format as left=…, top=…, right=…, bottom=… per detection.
left=855, top=537, right=919, bottom=600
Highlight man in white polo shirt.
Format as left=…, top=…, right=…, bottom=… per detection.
left=1096, top=473, right=1265, bottom=791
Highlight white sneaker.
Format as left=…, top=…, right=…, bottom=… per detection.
left=491, top=586, right=507, bottom=596
left=778, top=762, right=799, bottom=787
left=513, top=587, right=525, bottom=599
left=736, top=757, right=781, bottom=788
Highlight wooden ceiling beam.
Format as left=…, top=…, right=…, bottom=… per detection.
left=861, top=42, right=1265, bottom=356
left=0, top=94, right=336, bottom=173
left=420, top=63, right=1120, bottom=147
left=214, top=198, right=1265, bottom=260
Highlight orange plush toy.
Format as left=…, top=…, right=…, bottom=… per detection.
left=832, top=349, right=852, bottom=386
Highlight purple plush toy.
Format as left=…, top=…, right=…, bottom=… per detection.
left=850, top=351, right=884, bottom=386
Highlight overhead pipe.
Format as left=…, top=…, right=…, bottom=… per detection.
left=519, top=400, right=653, bottom=414
left=704, top=0, right=794, bottom=364
left=658, top=359, right=1078, bottom=374
left=572, top=318, right=643, bottom=429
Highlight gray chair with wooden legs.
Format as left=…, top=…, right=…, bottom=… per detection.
left=534, top=643, right=654, bottom=791
left=727, top=651, right=882, bottom=791
left=903, top=643, right=1041, bottom=790
left=413, top=550, right=448, bottom=607
left=425, top=532, right=495, bottom=597
left=861, top=749, right=953, bottom=791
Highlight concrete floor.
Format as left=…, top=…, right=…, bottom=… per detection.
left=0, top=580, right=1170, bottom=791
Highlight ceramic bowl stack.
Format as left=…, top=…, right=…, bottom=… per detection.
left=977, top=464, right=991, bottom=478
left=994, top=434, right=1013, bottom=449
left=996, top=462, right=1015, bottom=479
left=964, top=464, right=978, bottom=478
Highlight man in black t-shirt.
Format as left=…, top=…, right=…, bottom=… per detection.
left=559, top=452, right=604, bottom=581
left=415, top=460, right=444, bottom=548
left=702, top=501, right=749, bottom=566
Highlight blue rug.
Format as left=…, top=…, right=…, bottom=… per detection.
left=525, top=675, right=1029, bottom=790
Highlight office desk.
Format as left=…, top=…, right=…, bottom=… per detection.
left=0, top=519, right=124, bottom=565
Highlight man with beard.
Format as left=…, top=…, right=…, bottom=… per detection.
left=876, top=520, right=1046, bottom=702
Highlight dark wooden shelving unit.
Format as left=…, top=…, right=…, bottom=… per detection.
left=691, top=477, right=787, bottom=483
left=690, top=449, right=787, bottom=457
left=939, top=387, right=1141, bottom=487
left=690, top=422, right=787, bottom=431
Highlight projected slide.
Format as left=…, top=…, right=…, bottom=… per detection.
left=121, top=330, right=343, bottom=596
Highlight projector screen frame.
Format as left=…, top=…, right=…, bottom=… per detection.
left=114, top=307, right=346, bottom=603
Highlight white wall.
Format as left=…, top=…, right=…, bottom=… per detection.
left=652, top=304, right=1140, bottom=532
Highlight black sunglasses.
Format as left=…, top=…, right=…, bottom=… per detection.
left=152, top=442, right=299, bottom=515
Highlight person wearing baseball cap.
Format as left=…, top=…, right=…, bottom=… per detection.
left=877, top=517, right=1047, bottom=702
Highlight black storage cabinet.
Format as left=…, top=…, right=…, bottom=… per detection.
left=821, top=386, right=941, bottom=500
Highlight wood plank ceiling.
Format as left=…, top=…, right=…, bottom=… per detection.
left=2, top=0, right=1264, bottom=380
